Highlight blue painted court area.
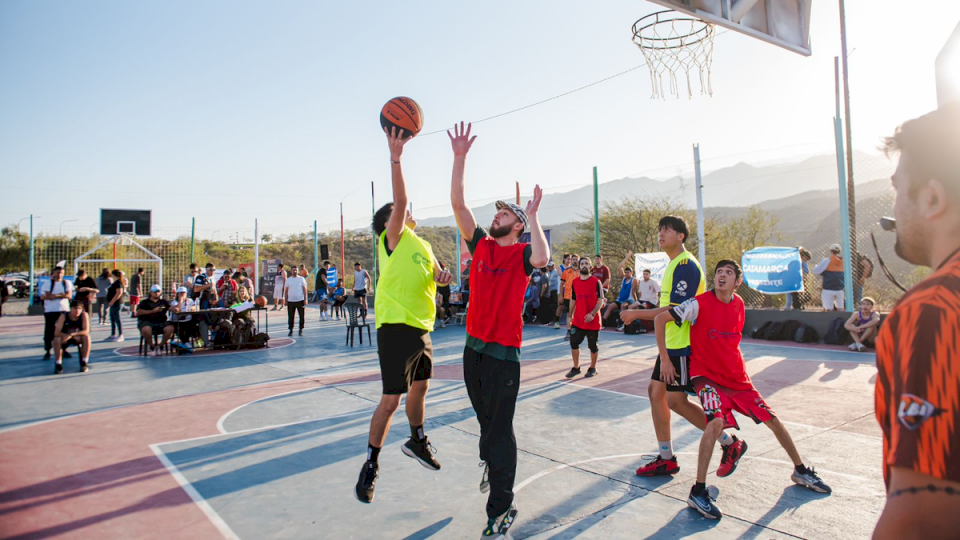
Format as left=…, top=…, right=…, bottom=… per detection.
left=0, top=309, right=884, bottom=539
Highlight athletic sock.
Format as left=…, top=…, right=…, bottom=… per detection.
left=367, top=444, right=381, bottom=463
left=411, top=424, right=425, bottom=442
left=692, top=482, right=706, bottom=495
left=795, top=464, right=809, bottom=475
left=658, top=441, right=674, bottom=460
left=718, top=432, right=734, bottom=447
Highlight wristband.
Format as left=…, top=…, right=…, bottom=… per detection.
left=390, top=160, right=400, bottom=164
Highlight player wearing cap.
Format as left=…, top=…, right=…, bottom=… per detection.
left=651, top=260, right=830, bottom=520
left=812, top=244, right=845, bottom=311
left=136, top=284, right=174, bottom=355
left=449, top=122, right=550, bottom=539
left=354, top=126, right=454, bottom=504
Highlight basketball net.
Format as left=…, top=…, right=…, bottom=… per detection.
left=632, top=11, right=715, bottom=100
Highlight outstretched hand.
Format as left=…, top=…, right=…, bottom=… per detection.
left=525, top=184, right=543, bottom=216
left=385, top=126, right=409, bottom=160
left=447, top=122, right=477, bottom=157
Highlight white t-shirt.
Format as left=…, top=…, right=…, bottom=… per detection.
left=636, top=278, right=661, bottom=304
left=285, top=276, right=307, bottom=302
left=168, top=298, right=196, bottom=321
left=41, top=280, right=73, bottom=313
left=353, top=270, right=367, bottom=290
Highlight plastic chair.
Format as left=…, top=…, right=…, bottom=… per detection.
left=454, top=302, right=469, bottom=326
left=344, top=303, right=371, bottom=347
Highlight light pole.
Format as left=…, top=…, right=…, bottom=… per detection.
left=17, top=217, right=34, bottom=234
left=212, top=230, right=220, bottom=242
left=89, top=223, right=100, bottom=235
left=59, top=219, right=78, bottom=236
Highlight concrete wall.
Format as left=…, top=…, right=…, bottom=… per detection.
left=744, top=309, right=861, bottom=339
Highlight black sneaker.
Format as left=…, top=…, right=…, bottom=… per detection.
left=43, top=352, right=51, bottom=361
left=565, top=368, right=581, bottom=378
left=479, top=461, right=490, bottom=493
left=482, top=502, right=518, bottom=538
left=402, top=437, right=441, bottom=470
left=585, top=367, right=597, bottom=378
left=54, top=363, right=63, bottom=375
left=688, top=485, right=723, bottom=520
left=62, top=350, right=72, bottom=359
left=298, top=328, right=303, bottom=336
left=288, top=330, right=293, bottom=336
left=791, top=467, right=832, bottom=494
left=80, top=360, right=89, bottom=373
left=355, top=460, right=379, bottom=503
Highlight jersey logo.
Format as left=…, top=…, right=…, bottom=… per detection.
left=411, top=252, right=430, bottom=268
left=897, top=394, right=941, bottom=431
left=675, top=280, right=688, bottom=296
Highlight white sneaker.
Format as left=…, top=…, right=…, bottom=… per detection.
left=115, top=335, right=125, bottom=343
left=105, top=335, right=116, bottom=342
left=848, top=343, right=857, bottom=351
left=856, top=343, right=865, bottom=352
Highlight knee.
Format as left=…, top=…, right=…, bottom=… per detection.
left=141, top=326, right=151, bottom=337
left=379, top=395, right=402, bottom=414
left=648, top=380, right=665, bottom=401
left=52, top=336, right=62, bottom=346
left=667, top=392, right=689, bottom=412
left=705, top=417, right=724, bottom=436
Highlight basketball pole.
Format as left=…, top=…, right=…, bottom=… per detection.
left=254, top=218, right=259, bottom=295
left=189, top=217, right=195, bottom=264
left=371, top=181, right=377, bottom=286
left=340, top=203, right=345, bottom=277
left=693, top=144, right=706, bottom=267
left=313, top=220, right=318, bottom=277
left=593, top=167, right=600, bottom=256
left=834, top=57, right=855, bottom=311
left=838, top=0, right=858, bottom=298
left=28, top=215, right=34, bottom=307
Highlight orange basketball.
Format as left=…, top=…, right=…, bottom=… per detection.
left=254, top=295, right=267, bottom=307
left=380, top=97, right=423, bottom=139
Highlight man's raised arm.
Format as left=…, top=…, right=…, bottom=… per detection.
left=449, top=122, right=478, bottom=243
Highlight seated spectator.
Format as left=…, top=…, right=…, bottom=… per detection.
left=238, top=270, right=255, bottom=295
left=137, top=284, right=174, bottom=355
left=603, top=254, right=639, bottom=326
left=168, top=286, right=199, bottom=345
left=634, top=268, right=660, bottom=309
left=522, top=268, right=544, bottom=323
left=218, top=270, right=237, bottom=308
left=53, top=300, right=91, bottom=374
left=331, top=279, right=347, bottom=320
left=230, top=286, right=256, bottom=341
left=844, top=296, right=880, bottom=352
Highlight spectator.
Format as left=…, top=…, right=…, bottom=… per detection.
left=129, top=267, right=144, bottom=318
left=40, top=265, right=75, bottom=360
left=436, top=261, right=452, bottom=327
left=460, top=260, right=471, bottom=305
left=555, top=254, right=579, bottom=334
left=602, top=253, right=639, bottom=325
left=73, top=269, right=99, bottom=316
left=559, top=253, right=570, bottom=273
left=284, top=268, right=307, bottom=336
left=184, top=264, right=199, bottom=297
left=636, top=268, right=661, bottom=309
left=238, top=269, right=255, bottom=295
left=353, top=261, right=373, bottom=321
left=218, top=269, right=237, bottom=308
left=523, top=268, right=544, bottom=323
left=105, top=269, right=125, bottom=342
left=194, top=263, right=216, bottom=309
left=813, top=244, right=845, bottom=311
left=786, top=247, right=812, bottom=310
left=272, top=263, right=286, bottom=311
left=331, top=279, right=347, bottom=320
left=95, top=268, right=113, bottom=325
left=315, top=264, right=329, bottom=302
left=137, top=284, right=173, bottom=356
left=844, top=296, right=880, bottom=352
left=591, top=254, right=612, bottom=292
left=52, top=300, right=91, bottom=374
left=0, top=276, right=6, bottom=318
left=299, top=264, right=308, bottom=278
left=168, top=286, right=198, bottom=345
left=542, top=261, right=560, bottom=322
left=317, top=286, right=332, bottom=321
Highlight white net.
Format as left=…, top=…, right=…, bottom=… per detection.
left=632, top=11, right=715, bottom=100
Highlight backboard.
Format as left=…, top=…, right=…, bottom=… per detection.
left=937, top=21, right=960, bottom=106
left=645, top=0, right=812, bottom=56
left=100, top=209, right=152, bottom=236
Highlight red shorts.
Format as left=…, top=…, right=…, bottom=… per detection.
left=130, top=296, right=141, bottom=303
left=692, top=376, right=775, bottom=430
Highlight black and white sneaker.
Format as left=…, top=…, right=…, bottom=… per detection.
left=791, top=467, right=832, bottom=494
left=482, top=502, right=518, bottom=539
left=54, top=363, right=63, bottom=375
left=402, top=437, right=441, bottom=470
left=585, top=367, right=597, bottom=378
left=565, top=368, right=581, bottom=378
left=688, top=485, right=723, bottom=520
left=479, top=461, right=490, bottom=493
left=355, top=460, right=379, bottom=503
left=80, top=360, right=89, bottom=373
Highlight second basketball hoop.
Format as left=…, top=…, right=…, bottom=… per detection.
left=632, top=10, right=715, bottom=100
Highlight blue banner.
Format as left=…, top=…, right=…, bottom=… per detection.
left=741, top=247, right=803, bottom=294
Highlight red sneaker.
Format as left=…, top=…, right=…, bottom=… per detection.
left=717, top=436, right=748, bottom=477
left=635, top=455, right=680, bottom=476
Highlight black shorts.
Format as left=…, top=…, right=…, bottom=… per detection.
left=138, top=321, right=170, bottom=335
left=570, top=327, right=599, bottom=353
left=377, top=323, right=433, bottom=394
left=652, top=354, right=692, bottom=393
left=354, top=288, right=367, bottom=299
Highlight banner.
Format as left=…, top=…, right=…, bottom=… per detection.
left=634, top=252, right=670, bottom=285
left=741, top=247, right=803, bottom=294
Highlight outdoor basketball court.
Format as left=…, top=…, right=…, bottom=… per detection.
left=0, top=307, right=883, bottom=539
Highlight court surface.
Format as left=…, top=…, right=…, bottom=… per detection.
left=0, top=308, right=883, bottom=539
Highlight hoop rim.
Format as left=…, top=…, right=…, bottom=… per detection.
left=632, top=10, right=714, bottom=49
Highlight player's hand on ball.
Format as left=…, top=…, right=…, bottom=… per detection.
left=435, top=270, right=453, bottom=285
left=385, top=126, right=408, bottom=159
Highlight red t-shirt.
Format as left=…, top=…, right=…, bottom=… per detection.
left=670, top=291, right=752, bottom=390
left=591, top=265, right=610, bottom=288
left=571, top=276, right=604, bottom=331
left=465, top=228, right=532, bottom=354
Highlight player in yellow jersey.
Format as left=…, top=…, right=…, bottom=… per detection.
left=355, top=126, right=453, bottom=504
left=621, top=216, right=746, bottom=477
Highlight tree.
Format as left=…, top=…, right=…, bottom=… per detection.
left=0, top=226, right=29, bottom=273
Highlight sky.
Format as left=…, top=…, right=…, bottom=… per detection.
left=1, top=0, right=958, bottom=239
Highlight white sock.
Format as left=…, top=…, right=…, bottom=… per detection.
left=658, top=441, right=674, bottom=460
left=718, top=431, right=734, bottom=447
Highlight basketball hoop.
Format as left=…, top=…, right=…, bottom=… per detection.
left=632, top=10, right=715, bottom=100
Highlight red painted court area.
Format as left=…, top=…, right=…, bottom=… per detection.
left=0, top=310, right=881, bottom=539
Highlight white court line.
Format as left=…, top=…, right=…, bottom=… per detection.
left=149, top=443, right=241, bottom=540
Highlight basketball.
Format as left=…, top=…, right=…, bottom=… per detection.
left=380, top=97, right=424, bottom=139
left=254, top=295, right=267, bottom=307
